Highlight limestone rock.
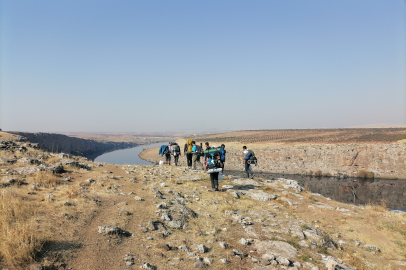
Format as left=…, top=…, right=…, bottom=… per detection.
left=97, top=225, right=132, bottom=237
left=255, top=240, right=298, bottom=259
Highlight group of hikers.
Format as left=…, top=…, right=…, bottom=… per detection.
left=159, top=140, right=257, bottom=191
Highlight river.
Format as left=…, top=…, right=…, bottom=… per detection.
left=94, top=145, right=406, bottom=211
left=94, top=142, right=163, bottom=165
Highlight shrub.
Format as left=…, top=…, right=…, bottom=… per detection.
left=357, top=170, right=374, bottom=179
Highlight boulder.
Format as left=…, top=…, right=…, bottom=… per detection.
left=254, top=240, right=298, bottom=259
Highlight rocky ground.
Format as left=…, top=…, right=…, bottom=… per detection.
left=1, top=132, right=406, bottom=270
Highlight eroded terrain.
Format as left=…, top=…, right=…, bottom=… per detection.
left=1, top=132, right=406, bottom=270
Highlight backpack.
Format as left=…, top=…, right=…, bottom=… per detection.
left=194, top=145, right=203, bottom=156
left=171, top=144, right=180, bottom=155
left=206, top=158, right=220, bottom=170
left=247, top=150, right=257, bottom=165
left=187, top=139, right=193, bottom=153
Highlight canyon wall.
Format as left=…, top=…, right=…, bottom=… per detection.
left=224, top=143, right=406, bottom=179
left=9, top=132, right=138, bottom=160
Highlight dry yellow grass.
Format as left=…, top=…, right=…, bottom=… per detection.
left=0, top=190, right=47, bottom=269
left=35, top=171, right=61, bottom=188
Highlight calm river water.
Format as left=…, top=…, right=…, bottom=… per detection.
left=94, top=146, right=406, bottom=211
left=94, top=142, right=163, bottom=165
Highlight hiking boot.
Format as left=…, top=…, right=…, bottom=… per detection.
left=215, top=188, right=219, bottom=191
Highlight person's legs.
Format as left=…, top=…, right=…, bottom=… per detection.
left=220, top=161, right=225, bottom=173
left=210, top=173, right=215, bottom=188
left=174, top=155, right=179, bottom=166
left=213, top=172, right=219, bottom=190
left=192, top=154, right=198, bottom=169
left=196, top=156, right=202, bottom=168
left=187, top=153, right=193, bottom=168
left=245, top=162, right=250, bottom=178
left=166, top=154, right=171, bottom=165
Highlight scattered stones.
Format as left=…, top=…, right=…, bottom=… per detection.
left=157, top=202, right=168, bottom=209
left=364, top=244, right=381, bottom=252
left=219, top=242, right=229, bottom=249
left=194, top=244, right=209, bottom=253
left=239, top=238, right=250, bottom=246
left=276, top=256, right=291, bottom=266
left=97, top=225, right=132, bottom=237
left=86, top=178, right=95, bottom=183
left=123, top=253, right=135, bottom=266
left=3, top=178, right=17, bottom=184
left=203, top=257, right=212, bottom=264
left=118, top=208, right=132, bottom=215
left=220, top=258, right=229, bottom=264
left=134, top=196, right=144, bottom=201
left=140, top=262, right=156, bottom=269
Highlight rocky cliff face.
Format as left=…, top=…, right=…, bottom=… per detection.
left=224, top=143, right=406, bottom=179
left=9, top=132, right=138, bottom=160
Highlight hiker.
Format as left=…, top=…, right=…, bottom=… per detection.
left=192, top=141, right=203, bottom=170
left=219, top=144, right=226, bottom=173
left=203, top=142, right=211, bottom=172
left=171, top=142, right=181, bottom=166
left=205, top=150, right=221, bottom=191
left=185, top=139, right=193, bottom=168
left=243, top=146, right=255, bottom=178
left=165, top=142, right=172, bottom=165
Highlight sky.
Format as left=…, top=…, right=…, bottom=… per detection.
left=0, top=0, right=405, bottom=133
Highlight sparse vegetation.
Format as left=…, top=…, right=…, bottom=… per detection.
left=1, top=130, right=405, bottom=269
left=35, top=171, right=61, bottom=188
left=357, top=170, right=374, bottom=179
left=0, top=190, right=47, bottom=269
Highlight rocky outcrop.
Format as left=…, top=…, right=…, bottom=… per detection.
left=224, top=143, right=406, bottom=179
left=9, top=132, right=137, bottom=160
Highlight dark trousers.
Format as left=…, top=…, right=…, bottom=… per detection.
left=210, top=172, right=219, bottom=188
left=174, top=155, right=180, bottom=166
left=186, top=153, right=193, bottom=168
left=165, top=154, right=171, bottom=164
left=245, top=162, right=251, bottom=177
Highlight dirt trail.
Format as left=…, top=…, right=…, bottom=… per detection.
left=66, top=166, right=157, bottom=270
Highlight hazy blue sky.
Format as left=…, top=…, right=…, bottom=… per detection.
left=1, top=0, right=405, bottom=132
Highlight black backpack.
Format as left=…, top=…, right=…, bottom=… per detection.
left=171, top=144, right=180, bottom=155
left=194, top=145, right=203, bottom=156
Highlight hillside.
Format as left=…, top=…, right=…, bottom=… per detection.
left=0, top=131, right=406, bottom=269
left=192, top=128, right=406, bottom=144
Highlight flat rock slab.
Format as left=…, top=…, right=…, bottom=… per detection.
left=245, top=190, right=278, bottom=201
left=233, top=179, right=260, bottom=186
left=254, top=240, right=298, bottom=259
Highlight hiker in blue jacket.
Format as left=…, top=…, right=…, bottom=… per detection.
left=206, top=152, right=221, bottom=191
left=158, top=144, right=171, bottom=165
left=243, top=146, right=254, bottom=178
left=219, top=144, right=226, bottom=173
left=192, top=141, right=203, bottom=170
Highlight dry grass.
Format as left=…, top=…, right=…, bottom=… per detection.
left=46, top=156, right=60, bottom=164
left=0, top=190, right=47, bottom=269
left=365, top=200, right=387, bottom=212
left=35, top=171, right=61, bottom=188
left=357, top=170, right=374, bottom=179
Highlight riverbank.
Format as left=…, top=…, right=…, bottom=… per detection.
left=1, top=131, right=405, bottom=269
left=167, top=139, right=406, bottom=180
left=138, top=142, right=406, bottom=210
